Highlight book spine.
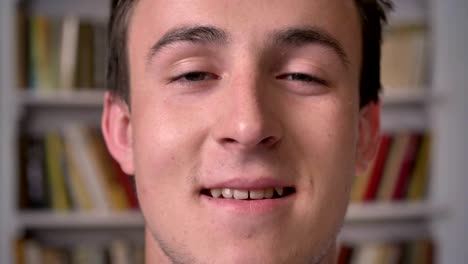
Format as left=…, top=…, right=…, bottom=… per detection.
left=363, top=135, right=392, bottom=201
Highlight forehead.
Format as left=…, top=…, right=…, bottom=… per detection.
left=128, top=0, right=362, bottom=65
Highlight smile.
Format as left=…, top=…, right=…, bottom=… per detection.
left=200, top=187, right=296, bottom=200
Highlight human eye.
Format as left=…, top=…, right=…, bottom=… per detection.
left=276, top=73, right=329, bottom=86
left=170, top=71, right=219, bottom=83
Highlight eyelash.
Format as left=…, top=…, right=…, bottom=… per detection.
left=170, top=72, right=219, bottom=83
left=276, top=73, right=329, bottom=86
left=170, top=71, right=328, bottom=87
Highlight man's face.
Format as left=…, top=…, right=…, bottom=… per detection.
left=103, top=0, right=379, bottom=263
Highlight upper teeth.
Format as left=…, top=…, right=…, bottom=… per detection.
left=210, top=187, right=285, bottom=199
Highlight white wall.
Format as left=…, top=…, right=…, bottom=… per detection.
left=430, top=0, right=468, bottom=263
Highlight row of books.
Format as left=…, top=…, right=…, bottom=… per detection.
left=15, top=238, right=433, bottom=264
left=381, top=25, right=428, bottom=91
left=19, top=125, right=139, bottom=212
left=338, top=240, right=434, bottom=264
left=15, top=238, right=144, bottom=264
left=15, top=12, right=427, bottom=92
left=18, top=128, right=429, bottom=212
left=16, top=10, right=107, bottom=90
left=350, top=132, right=430, bottom=202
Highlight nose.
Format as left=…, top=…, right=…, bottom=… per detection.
left=211, top=74, right=283, bottom=151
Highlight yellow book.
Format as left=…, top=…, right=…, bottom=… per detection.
left=350, top=162, right=373, bottom=202
left=376, top=244, right=400, bottom=264
left=42, top=247, right=66, bottom=264
left=44, top=133, right=70, bottom=211
left=14, top=239, right=26, bottom=264
left=31, top=16, right=53, bottom=90
left=381, top=25, right=427, bottom=90
left=407, top=135, right=431, bottom=200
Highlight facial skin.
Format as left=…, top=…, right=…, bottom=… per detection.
left=102, top=0, right=380, bottom=263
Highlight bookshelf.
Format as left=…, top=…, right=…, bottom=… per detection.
left=1, top=0, right=467, bottom=263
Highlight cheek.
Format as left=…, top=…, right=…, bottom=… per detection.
left=130, top=98, right=206, bottom=188
left=290, top=98, right=358, bottom=171
left=290, top=97, right=358, bottom=203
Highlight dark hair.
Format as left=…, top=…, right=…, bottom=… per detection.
left=107, top=0, right=392, bottom=107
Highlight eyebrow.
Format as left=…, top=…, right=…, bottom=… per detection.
left=271, top=26, right=350, bottom=68
left=146, top=25, right=349, bottom=68
left=146, top=25, right=228, bottom=62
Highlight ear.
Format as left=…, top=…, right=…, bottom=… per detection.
left=101, top=92, right=135, bottom=175
left=355, top=101, right=381, bottom=174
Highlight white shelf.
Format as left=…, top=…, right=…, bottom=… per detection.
left=18, top=89, right=431, bottom=132
left=18, top=211, right=144, bottom=229
left=343, top=201, right=445, bottom=243
left=20, top=89, right=105, bottom=108
left=346, top=201, right=445, bottom=222
left=18, top=89, right=430, bottom=108
left=16, top=202, right=445, bottom=230
left=29, top=0, right=110, bottom=22
left=380, top=90, right=430, bottom=132
left=382, top=89, right=430, bottom=105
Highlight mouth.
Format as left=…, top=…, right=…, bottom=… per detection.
left=200, top=187, right=296, bottom=200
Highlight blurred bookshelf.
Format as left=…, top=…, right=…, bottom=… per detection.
left=19, top=90, right=105, bottom=108
left=337, top=240, right=434, bottom=264
left=1, top=0, right=467, bottom=263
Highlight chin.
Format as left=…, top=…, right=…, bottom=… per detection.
left=207, top=241, right=328, bottom=264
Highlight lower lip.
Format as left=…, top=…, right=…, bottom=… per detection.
left=200, top=194, right=295, bottom=215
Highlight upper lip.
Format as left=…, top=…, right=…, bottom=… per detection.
left=201, top=177, right=294, bottom=190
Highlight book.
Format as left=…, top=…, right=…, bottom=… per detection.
left=20, top=135, right=49, bottom=209
left=44, top=133, right=71, bottom=211
left=392, top=133, right=421, bottom=200
left=23, top=240, right=41, bottom=264
left=14, top=239, right=26, bottom=264
left=337, top=244, right=354, bottom=264
left=377, top=133, right=411, bottom=201
left=62, top=124, right=111, bottom=212
left=85, top=129, right=130, bottom=211
left=15, top=238, right=145, bottom=264
left=406, top=135, right=431, bottom=200
left=340, top=240, right=434, bottom=264
left=62, top=132, right=94, bottom=211
left=110, top=240, right=131, bottom=264
left=75, top=22, right=95, bottom=88
left=381, top=25, right=427, bottom=91
left=363, top=135, right=392, bottom=201
left=19, top=15, right=107, bottom=91
left=93, top=23, right=108, bottom=89
left=350, top=242, right=383, bottom=264
left=59, top=16, right=80, bottom=90
left=351, top=155, right=374, bottom=202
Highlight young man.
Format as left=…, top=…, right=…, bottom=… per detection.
left=102, top=0, right=390, bottom=263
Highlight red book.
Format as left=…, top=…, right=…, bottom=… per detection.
left=337, top=245, right=354, bottom=264
left=363, top=135, right=393, bottom=201
left=111, top=159, right=139, bottom=209
left=392, top=133, right=421, bottom=200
